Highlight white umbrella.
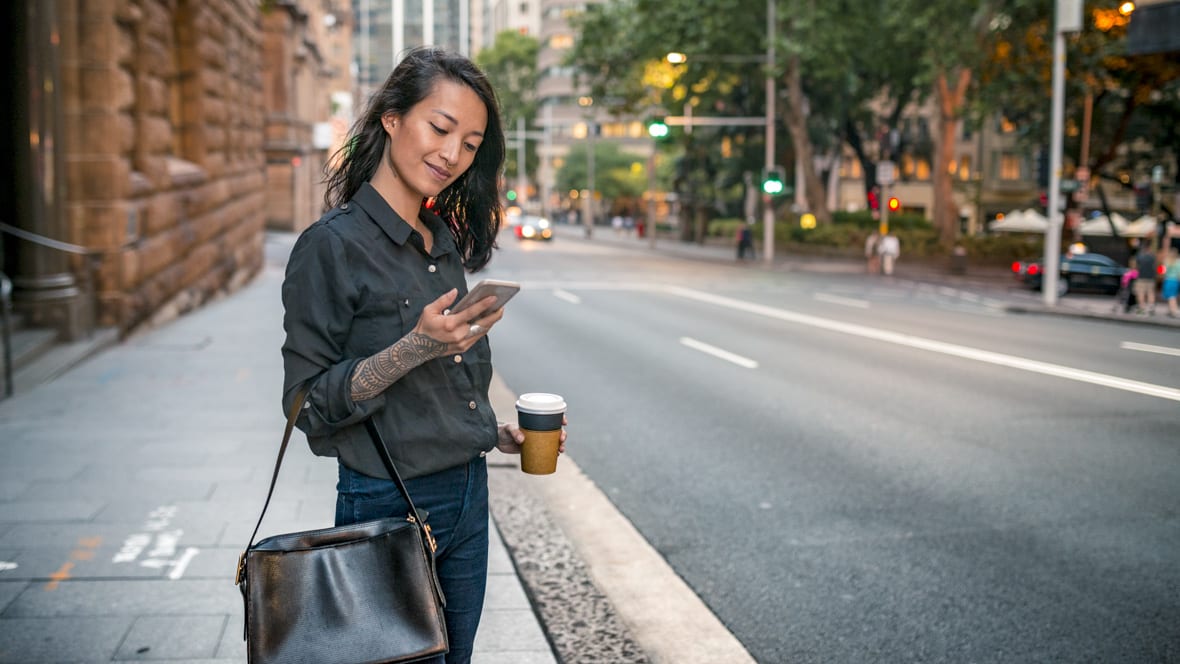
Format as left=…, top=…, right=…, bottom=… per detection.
left=1078, top=212, right=1131, bottom=236
left=989, top=209, right=1048, bottom=233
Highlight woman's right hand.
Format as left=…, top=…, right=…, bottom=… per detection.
left=413, top=288, right=505, bottom=355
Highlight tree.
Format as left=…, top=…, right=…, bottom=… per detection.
left=555, top=141, right=650, bottom=209
left=475, top=31, right=541, bottom=191
left=977, top=2, right=1180, bottom=197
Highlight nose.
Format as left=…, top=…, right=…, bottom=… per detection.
left=439, top=137, right=460, bottom=167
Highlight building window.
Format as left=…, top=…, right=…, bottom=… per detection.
left=549, top=34, right=574, bottom=49
left=998, top=153, right=1022, bottom=180
left=520, top=2, right=529, bottom=13
left=958, top=154, right=972, bottom=180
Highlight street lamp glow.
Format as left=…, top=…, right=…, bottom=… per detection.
left=666, top=52, right=687, bottom=64
left=1118, top=1, right=1135, bottom=16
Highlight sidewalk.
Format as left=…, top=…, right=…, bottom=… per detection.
left=0, top=236, right=554, bottom=663
left=554, top=223, right=1180, bottom=329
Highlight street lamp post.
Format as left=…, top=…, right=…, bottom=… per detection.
left=1043, top=0, right=1083, bottom=306
left=762, top=0, right=776, bottom=266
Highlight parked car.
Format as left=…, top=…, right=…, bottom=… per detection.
left=513, top=215, right=553, bottom=241
left=1012, top=252, right=1128, bottom=296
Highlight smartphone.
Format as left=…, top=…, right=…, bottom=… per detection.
left=450, top=279, right=520, bottom=318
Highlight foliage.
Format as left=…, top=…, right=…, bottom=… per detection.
left=475, top=31, right=541, bottom=182
left=555, top=142, right=651, bottom=202
left=976, top=1, right=1180, bottom=187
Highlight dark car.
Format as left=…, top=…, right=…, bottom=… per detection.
left=1012, top=252, right=1127, bottom=296
left=513, top=215, right=553, bottom=241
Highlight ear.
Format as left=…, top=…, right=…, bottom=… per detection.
left=381, top=113, right=400, bottom=135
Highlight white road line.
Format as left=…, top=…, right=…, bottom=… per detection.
left=1121, top=341, right=1180, bottom=358
left=679, top=337, right=759, bottom=369
left=552, top=289, right=582, bottom=304
left=663, top=285, right=1180, bottom=403
left=168, top=547, right=199, bottom=580
left=813, top=293, right=870, bottom=309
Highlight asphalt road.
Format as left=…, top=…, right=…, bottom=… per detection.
left=480, top=231, right=1180, bottom=663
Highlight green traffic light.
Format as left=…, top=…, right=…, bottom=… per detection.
left=648, top=122, right=669, bottom=139
left=506, top=190, right=517, bottom=201
left=762, top=178, right=784, bottom=195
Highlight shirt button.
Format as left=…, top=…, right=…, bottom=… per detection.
left=428, top=265, right=437, bottom=273
left=453, top=355, right=463, bottom=363
left=403, top=299, right=410, bottom=307
left=341, top=203, right=349, bottom=210
left=468, top=401, right=477, bottom=410
left=302, top=401, right=310, bottom=409
left=479, top=451, right=487, bottom=457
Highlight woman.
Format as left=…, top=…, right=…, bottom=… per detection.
left=1162, top=247, right=1179, bottom=318
left=280, top=47, right=565, bottom=663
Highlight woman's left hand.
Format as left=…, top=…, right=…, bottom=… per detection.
left=496, top=416, right=567, bottom=455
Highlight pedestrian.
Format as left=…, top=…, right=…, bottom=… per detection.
left=736, top=222, right=754, bottom=260
left=1162, top=247, right=1179, bottom=318
left=878, top=230, right=900, bottom=275
left=280, top=47, right=566, bottom=664
left=864, top=229, right=880, bottom=274
left=1132, top=242, right=1158, bottom=315
left=1113, top=267, right=1138, bottom=314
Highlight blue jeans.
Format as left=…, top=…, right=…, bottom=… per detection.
left=335, top=456, right=489, bottom=664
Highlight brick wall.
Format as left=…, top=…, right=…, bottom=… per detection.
left=63, top=0, right=266, bottom=330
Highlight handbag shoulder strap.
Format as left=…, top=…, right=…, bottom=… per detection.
left=236, top=390, right=432, bottom=585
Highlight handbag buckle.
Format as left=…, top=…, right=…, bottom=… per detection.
left=408, top=515, right=438, bottom=554
left=424, top=523, right=437, bottom=554
left=235, top=552, right=247, bottom=585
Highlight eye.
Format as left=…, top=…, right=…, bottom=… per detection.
left=430, top=123, right=446, bottom=135
left=464, top=142, right=479, bottom=153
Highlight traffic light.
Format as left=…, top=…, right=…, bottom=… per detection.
left=887, top=196, right=900, bottom=212
left=762, top=166, right=785, bottom=195
left=647, top=118, right=669, bottom=139
left=506, top=189, right=517, bottom=202
left=867, top=187, right=880, bottom=211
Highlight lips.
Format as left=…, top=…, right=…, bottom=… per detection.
left=426, top=163, right=451, bottom=181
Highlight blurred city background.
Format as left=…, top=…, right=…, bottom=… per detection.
left=1, top=0, right=1177, bottom=362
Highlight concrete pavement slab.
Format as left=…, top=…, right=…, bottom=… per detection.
left=114, top=614, right=228, bottom=660
left=0, top=616, right=130, bottom=663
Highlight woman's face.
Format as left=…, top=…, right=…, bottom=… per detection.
left=383, top=79, right=488, bottom=202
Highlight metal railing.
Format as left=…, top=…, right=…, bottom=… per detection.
left=0, top=221, right=103, bottom=400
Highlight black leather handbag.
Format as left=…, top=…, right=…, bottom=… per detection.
left=236, top=392, right=448, bottom=664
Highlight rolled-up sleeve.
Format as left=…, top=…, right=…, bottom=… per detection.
left=281, top=224, right=384, bottom=435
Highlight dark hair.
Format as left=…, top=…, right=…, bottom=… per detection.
left=324, top=47, right=506, bottom=272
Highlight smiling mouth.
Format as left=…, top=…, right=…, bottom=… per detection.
left=427, top=163, right=451, bottom=181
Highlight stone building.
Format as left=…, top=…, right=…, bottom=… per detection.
left=1, top=0, right=350, bottom=394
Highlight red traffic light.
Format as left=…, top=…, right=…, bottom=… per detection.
left=887, top=197, right=900, bottom=212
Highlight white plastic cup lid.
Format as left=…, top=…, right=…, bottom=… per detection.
left=515, top=393, right=566, bottom=414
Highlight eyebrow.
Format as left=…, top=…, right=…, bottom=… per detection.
left=432, top=109, right=484, bottom=138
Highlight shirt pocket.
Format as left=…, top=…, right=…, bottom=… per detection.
left=351, top=291, right=430, bottom=356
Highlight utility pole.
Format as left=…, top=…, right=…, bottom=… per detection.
left=762, top=0, right=776, bottom=266
left=1043, top=0, right=1082, bottom=306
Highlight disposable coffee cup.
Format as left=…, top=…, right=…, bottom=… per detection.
left=515, top=393, right=566, bottom=475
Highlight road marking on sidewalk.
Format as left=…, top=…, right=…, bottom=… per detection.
left=680, top=337, right=759, bottom=369
left=1120, top=341, right=1180, bottom=358
left=552, top=289, right=582, bottom=304
left=0, top=561, right=16, bottom=572
left=814, top=293, right=870, bottom=309
left=665, top=285, right=1180, bottom=403
left=168, top=547, right=200, bottom=580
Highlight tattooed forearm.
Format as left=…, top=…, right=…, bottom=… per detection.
left=350, top=332, right=448, bottom=401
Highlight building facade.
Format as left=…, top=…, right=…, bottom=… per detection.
left=264, top=1, right=354, bottom=233
left=0, top=0, right=348, bottom=350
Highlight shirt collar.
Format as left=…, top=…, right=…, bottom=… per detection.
left=351, top=183, right=457, bottom=258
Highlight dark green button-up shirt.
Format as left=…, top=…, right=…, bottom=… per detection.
left=281, top=183, right=497, bottom=480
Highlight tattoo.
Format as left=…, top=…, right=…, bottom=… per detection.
left=351, top=332, right=447, bottom=401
